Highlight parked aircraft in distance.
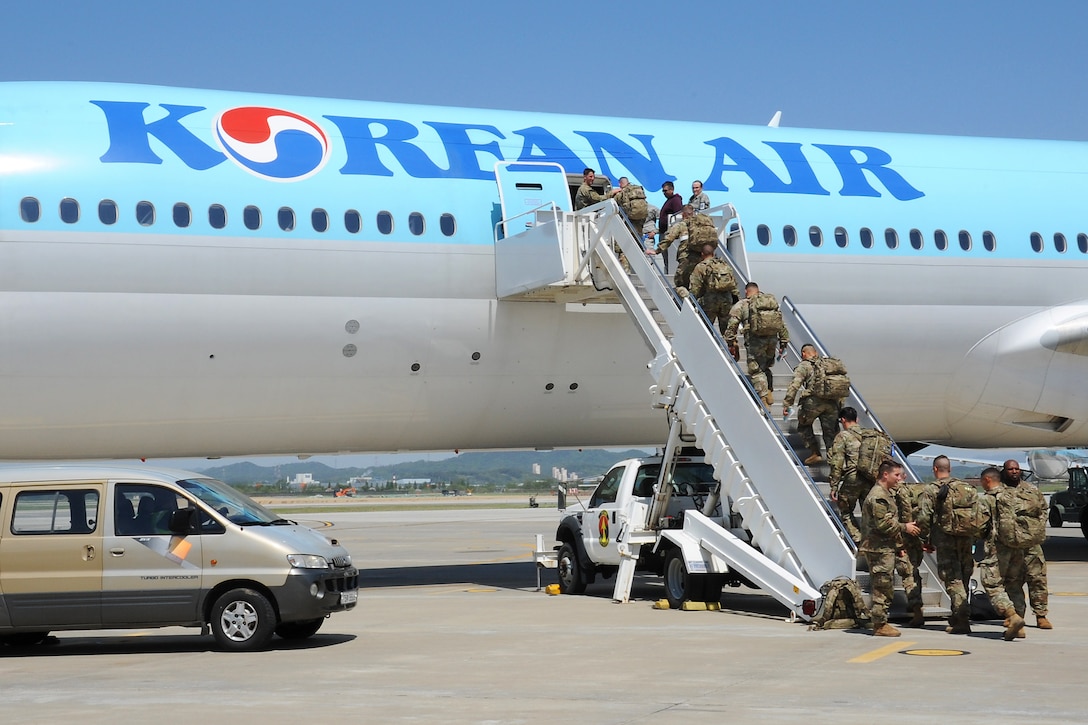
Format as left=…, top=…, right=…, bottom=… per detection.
left=2, top=81, right=1088, bottom=460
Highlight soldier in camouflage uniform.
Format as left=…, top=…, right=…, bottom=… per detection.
left=649, top=205, right=718, bottom=289
left=574, top=168, right=614, bottom=210
left=615, top=177, right=648, bottom=235
left=724, top=282, right=789, bottom=407
left=688, top=244, right=737, bottom=336
left=894, top=477, right=928, bottom=627
left=1001, top=460, right=1052, bottom=629
left=916, top=455, right=976, bottom=634
left=978, top=467, right=1028, bottom=640
left=827, top=407, right=864, bottom=544
left=860, top=460, right=920, bottom=637
left=782, top=344, right=841, bottom=465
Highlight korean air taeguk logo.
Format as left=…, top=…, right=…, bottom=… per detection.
left=213, top=106, right=330, bottom=182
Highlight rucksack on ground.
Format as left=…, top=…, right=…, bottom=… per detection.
left=810, top=356, right=851, bottom=400
left=995, top=485, right=1047, bottom=548
left=746, top=292, right=784, bottom=336
left=856, top=427, right=893, bottom=483
left=809, top=577, right=871, bottom=630
left=935, top=480, right=987, bottom=538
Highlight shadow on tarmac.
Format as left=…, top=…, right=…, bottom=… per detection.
left=0, top=632, right=356, bottom=658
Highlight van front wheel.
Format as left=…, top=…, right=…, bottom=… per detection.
left=210, top=588, right=276, bottom=651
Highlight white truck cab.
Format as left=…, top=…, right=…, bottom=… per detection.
left=0, top=465, right=358, bottom=651
left=552, top=450, right=751, bottom=607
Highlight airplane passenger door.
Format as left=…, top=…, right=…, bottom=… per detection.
left=494, top=161, right=572, bottom=238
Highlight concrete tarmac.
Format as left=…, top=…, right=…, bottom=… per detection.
left=2, top=506, right=1087, bottom=724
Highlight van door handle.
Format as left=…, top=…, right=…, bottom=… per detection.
left=84, top=545, right=96, bottom=561
left=109, top=548, right=126, bottom=557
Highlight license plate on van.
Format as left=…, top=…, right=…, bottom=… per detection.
left=341, top=590, right=358, bottom=605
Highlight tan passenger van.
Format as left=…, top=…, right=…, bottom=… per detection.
left=0, top=465, right=358, bottom=651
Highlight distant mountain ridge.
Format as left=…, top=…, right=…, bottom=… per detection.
left=197, top=449, right=651, bottom=486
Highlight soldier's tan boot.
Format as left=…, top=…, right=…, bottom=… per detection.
left=803, top=453, right=824, bottom=465
left=1016, top=628, right=1026, bottom=639
left=1003, top=613, right=1025, bottom=641
left=906, top=605, right=925, bottom=628
left=873, top=623, right=901, bottom=637
left=1037, top=616, right=1053, bottom=629
left=762, top=391, right=774, bottom=406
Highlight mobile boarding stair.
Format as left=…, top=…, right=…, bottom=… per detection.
left=496, top=166, right=948, bottom=620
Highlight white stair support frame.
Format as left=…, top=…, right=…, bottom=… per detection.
left=577, top=203, right=855, bottom=616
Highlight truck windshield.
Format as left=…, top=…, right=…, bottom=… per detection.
left=634, top=462, right=717, bottom=497
left=177, top=477, right=281, bottom=525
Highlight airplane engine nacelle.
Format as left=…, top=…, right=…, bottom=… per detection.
left=946, top=302, right=1088, bottom=448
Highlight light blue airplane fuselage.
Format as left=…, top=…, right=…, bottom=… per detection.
left=1, top=81, right=1086, bottom=459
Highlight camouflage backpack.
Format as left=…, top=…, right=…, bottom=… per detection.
left=617, top=184, right=648, bottom=223
left=707, top=259, right=736, bottom=294
left=855, top=427, right=893, bottom=483
left=995, top=484, right=1047, bottom=548
left=935, top=479, right=987, bottom=538
left=746, top=292, right=784, bottom=336
left=688, top=214, right=719, bottom=245
left=809, top=577, right=871, bottom=630
left=809, top=356, right=851, bottom=400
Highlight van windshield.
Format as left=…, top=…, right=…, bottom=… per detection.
left=177, top=477, right=281, bottom=525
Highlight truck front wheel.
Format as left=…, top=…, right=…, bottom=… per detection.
left=664, top=547, right=706, bottom=608
left=1050, top=505, right=1064, bottom=528
left=557, top=542, right=587, bottom=594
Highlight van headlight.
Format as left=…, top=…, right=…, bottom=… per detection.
left=287, top=554, right=330, bottom=569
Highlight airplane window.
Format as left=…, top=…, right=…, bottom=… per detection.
left=377, top=211, right=393, bottom=235
left=1054, top=233, right=1068, bottom=253
left=440, top=213, right=456, bottom=237
left=884, top=228, right=898, bottom=250
left=20, top=197, right=41, bottom=223
left=834, top=227, right=848, bottom=248
left=756, top=224, right=771, bottom=246
left=278, top=207, right=295, bottom=231
left=1078, top=233, right=1088, bottom=254
left=1030, top=232, right=1043, bottom=253
left=209, top=204, right=227, bottom=229
left=136, top=201, right=155, bottom=227
left=60, top=197, right=80, bottom=224
left=859, top=227, right=874, bottom=249
left=909, top=229, right=923, bottom=250
left=173, top=203, right=191, bottom=228
left=783, top=225, right=797, bottom=247
left=983, top=231, right=996, bottom=252
left=808, top=226, right=822, bottom=247
left=244, top=205, right=261, bottom=231
left=958, top=230, right=971, bottom=251
left=409, top=212, right=425, bottom=236
left=312, top=209, right=329, bottom=233
left=934, top=230, right=948, bottom=250
left=99, top=200, right=118, bottom=225
left=345, top=210, right=362, bottom=234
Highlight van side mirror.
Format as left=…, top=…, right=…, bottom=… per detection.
left=168, top=507, right=197, bottom=535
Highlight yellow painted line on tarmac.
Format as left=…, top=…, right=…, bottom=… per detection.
left=465, top=588, right=499, bottom=593
left=849, top=641, right=917, bottom=663
left=901, top=649, right=969, bottom=657
left=1051, top=592, right=1088, bottom=597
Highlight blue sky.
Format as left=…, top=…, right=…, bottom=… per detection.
left=1, top=2, right=1079, bottom=469
left=3, top=1, right=1086, bottom=140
